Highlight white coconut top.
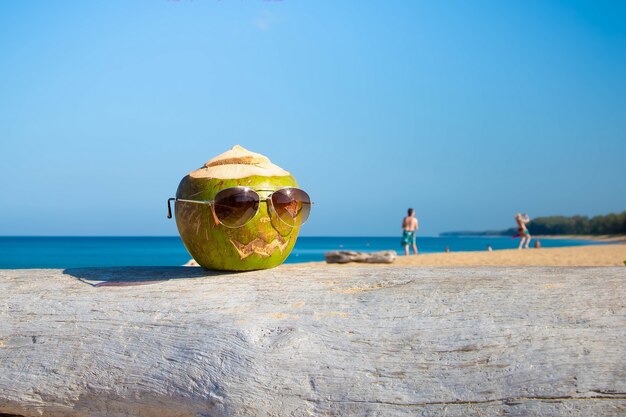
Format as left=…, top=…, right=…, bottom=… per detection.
left=189, top=145, right=291, bottom=179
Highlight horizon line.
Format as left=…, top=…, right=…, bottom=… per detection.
left=0, top=234, right=442, bottom=238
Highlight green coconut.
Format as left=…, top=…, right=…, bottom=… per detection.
left=174, top=145, right=303, bottom=271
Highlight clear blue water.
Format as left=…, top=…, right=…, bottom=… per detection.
left=0, top=236, right=602, bottom=269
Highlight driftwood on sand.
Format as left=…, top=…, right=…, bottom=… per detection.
left=0, top=266, right=625, bottom=416
left=324, top=250, right=397, bottom=263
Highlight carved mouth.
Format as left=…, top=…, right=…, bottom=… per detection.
left=229, top=235, right=291, bottom=259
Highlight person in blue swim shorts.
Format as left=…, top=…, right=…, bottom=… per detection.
left=401, top=208, right=419, bottom=256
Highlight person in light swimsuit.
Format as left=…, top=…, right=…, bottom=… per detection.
left=515, top=213, right=531, bottom=249
left=402, top=208, right=419, bottom=256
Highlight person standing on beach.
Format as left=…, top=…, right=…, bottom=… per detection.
left=402, top=208, right=419, bottom=255
left=515, top=213, right=531, bottom=249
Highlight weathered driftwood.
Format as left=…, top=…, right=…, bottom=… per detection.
left=325, top=250, right=397, bottom=263
left=1, top=266, right=625, bottom=417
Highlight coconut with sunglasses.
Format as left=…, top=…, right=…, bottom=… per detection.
left=168, top=145, right=311, bottom=271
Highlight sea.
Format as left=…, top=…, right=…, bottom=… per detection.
left=0, top=236, right=602, bottom=269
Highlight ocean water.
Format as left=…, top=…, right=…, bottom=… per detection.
left=0, top=236, right=601, bottom=269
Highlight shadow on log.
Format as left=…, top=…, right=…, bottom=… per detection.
left=63, top=266, right=228, bottom=287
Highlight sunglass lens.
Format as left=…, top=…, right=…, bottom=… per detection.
left=270, top=188, right=311, bottom=227
left=213, top=188, right=259, bottom=227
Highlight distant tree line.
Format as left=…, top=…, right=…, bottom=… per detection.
left=442, top=211, right=626, bottom=236
left=514, top=211, right=626, bottom=235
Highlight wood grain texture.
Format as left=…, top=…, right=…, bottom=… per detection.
left=1, top=266, right=625, bottom=417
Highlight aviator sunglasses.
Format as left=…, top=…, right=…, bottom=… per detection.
left=167, top=186, right=312, bottom=228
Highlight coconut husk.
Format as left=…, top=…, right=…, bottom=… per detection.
left=189, top=145, right=291, bottom=179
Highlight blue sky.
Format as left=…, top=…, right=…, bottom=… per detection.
left=1, top=0, right=625, bottom=236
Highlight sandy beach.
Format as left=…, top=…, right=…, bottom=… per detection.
left=286, top=243, right=626, bottom=268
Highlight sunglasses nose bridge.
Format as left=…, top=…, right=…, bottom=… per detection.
left=257, top=197, right=271, bottom=218
left=257, top=201, right=272, bottom=224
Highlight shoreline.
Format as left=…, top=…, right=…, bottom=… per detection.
left=442, top=234, right=626, bottom=243
left=531, top=234, right=626, bottom=243
left=282, top=244, right=626, bottom=267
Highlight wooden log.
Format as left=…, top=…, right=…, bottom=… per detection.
left=324, top=250, right=397, bottom=263
left=0, top=266, right=625, bottom=417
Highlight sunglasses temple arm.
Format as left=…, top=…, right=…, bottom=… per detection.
left=167, top=198, right=176, bottom=219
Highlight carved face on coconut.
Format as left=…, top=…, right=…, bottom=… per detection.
left=174, top=145, right=306, bottom=271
